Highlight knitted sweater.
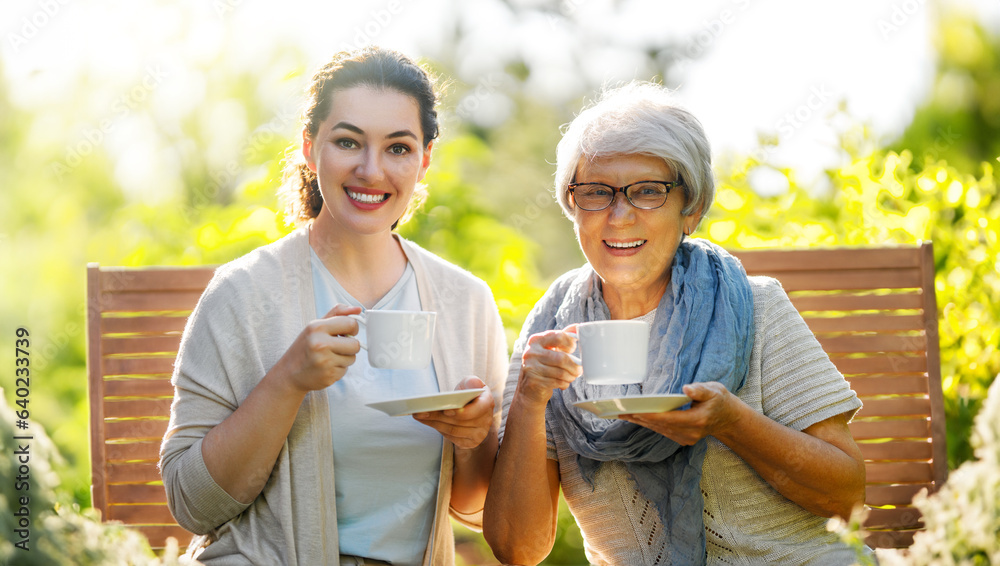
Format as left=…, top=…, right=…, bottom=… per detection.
left=160, top=228, right=509, bottom=566
left=501, top=276, right=869, bottom=565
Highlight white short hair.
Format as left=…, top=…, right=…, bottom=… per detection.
left=554, top=82, right=714, bottom=222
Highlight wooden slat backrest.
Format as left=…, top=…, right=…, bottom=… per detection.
left=86, top=244, right=946, bottom=551
left=730, top=243, right=946, bottom=549
left=86, top=263, right=216, bottom=550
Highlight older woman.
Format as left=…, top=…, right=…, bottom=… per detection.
left=484, top=83, right=871, bottom=565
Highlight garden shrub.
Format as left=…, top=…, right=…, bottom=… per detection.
left=0, top=389, right=194, bottom=565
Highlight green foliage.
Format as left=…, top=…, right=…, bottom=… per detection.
left=708, top=147, right=1000, bottom=468
left=0, top=390, right=194, bottom=565
left=454, top=94, right=585, bottom=282
left=891, top=14, right=1000, bottom=175
left=399, top=134, right=547, bottom=347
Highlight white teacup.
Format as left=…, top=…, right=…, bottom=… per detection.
left=349, top=310, right=437, bottom=370
left=575, top=320, right=650, bottom=385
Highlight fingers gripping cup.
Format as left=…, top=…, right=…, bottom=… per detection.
left=349, top=310, right=437, bottom=370
left=576, top=320, right=650, bottom=385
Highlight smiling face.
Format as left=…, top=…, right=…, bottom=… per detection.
left=302, top=85, right=432, bottom=237
left=572, top=153, right=700, bottom=308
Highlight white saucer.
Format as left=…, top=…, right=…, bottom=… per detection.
left=573, top=394, right=691, bottom=419
left=366, top=388, right=487, bottom=417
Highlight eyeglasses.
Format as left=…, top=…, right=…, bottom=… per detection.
left=568, top=180, right=682, bottom=211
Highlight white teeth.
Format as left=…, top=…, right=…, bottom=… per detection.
left=347, top=190, right=387, bottom=204
left=606, top=240, right=646, bottom=249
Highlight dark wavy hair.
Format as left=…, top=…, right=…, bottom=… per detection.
left=279, top=46, right=440, bottom=226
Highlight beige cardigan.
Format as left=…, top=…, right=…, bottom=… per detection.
left=160, top=228, right=508, bottom=565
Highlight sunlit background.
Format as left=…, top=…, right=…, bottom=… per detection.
left=2, top=0, right=1000, bottom=563
left=4, top=0, right=999, bottom=193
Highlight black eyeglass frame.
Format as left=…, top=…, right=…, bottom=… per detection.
left=567, top=180, right=683, bottom=211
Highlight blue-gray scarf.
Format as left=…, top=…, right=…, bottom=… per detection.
left=537, top=238, right=754, bottom=564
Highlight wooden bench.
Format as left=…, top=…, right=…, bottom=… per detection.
left=85, top=243, right=945, bottom=551
left=733, top=242, right=946, bottom=549
left=86, top=264, right=216, bottom=550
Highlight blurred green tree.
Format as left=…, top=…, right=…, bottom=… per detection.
left=890, top=13, right=1000, bottom=175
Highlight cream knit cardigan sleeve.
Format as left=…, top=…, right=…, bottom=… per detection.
left=160, top=229, right=508, bottom=565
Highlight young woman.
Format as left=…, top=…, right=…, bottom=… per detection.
left=160, top=47, right=508, bottom=566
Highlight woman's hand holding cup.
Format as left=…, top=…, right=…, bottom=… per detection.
left=517, top=326, right=583, bottom=407
left=277, top=303, right=364, bottom=394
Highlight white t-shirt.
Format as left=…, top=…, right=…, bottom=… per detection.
left=311, top=249, right=442, bottom=565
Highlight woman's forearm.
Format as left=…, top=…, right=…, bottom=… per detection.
left=715, top=402, right=866, bottom=518
left=450, top=421, right=499, bottom=514
left=484, top=394, right=561, bottom=565
left=201, top=360, right=307, bottom=504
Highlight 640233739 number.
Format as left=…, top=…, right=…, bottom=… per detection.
left=15, top=327, right=31, bottom=425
